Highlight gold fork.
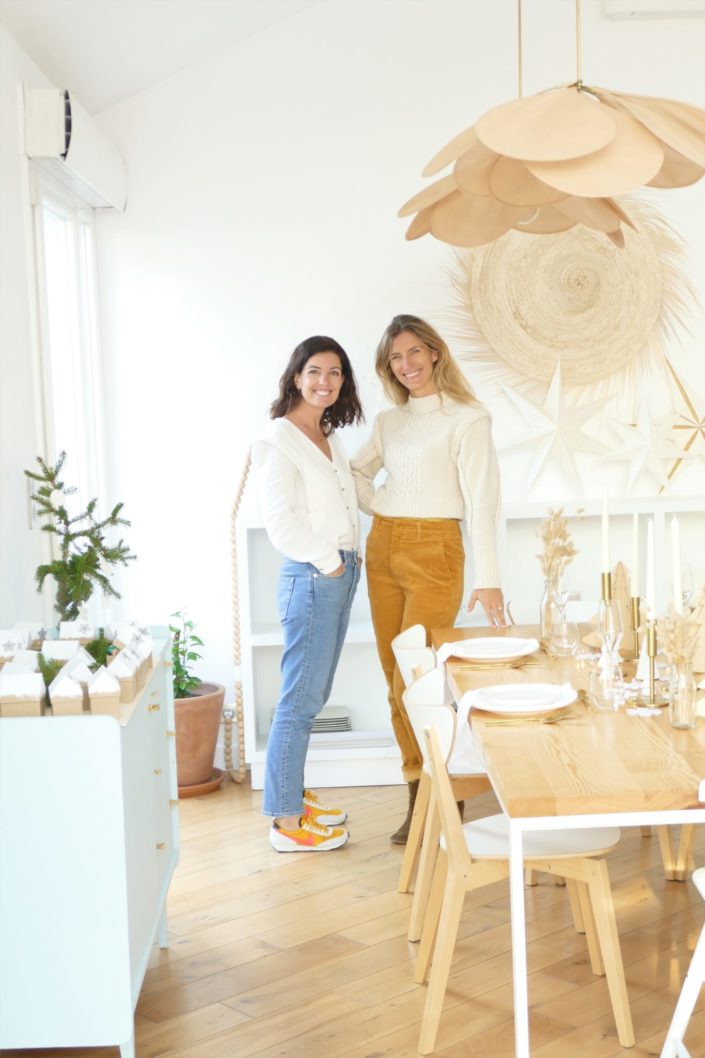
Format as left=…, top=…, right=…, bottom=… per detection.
left=481, top=710, right=584, bottom=727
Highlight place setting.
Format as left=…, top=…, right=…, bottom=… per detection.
left=463, top=681, right=584, bottom=727
left=437, top=635, right=540, bottom=669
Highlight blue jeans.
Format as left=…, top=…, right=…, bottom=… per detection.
left=262, top=549, right=360, bottom=818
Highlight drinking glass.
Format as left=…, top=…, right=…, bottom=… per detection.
left=598, top=595, right=623, bottom=655
left=681, top=565, right=694, bottom=609
left=565, top=621, right=583, bottom=658
left=588, top=647, right=625, bottom=711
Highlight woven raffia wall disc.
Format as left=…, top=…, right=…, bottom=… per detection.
left=450, top=196, right=695, bottom=398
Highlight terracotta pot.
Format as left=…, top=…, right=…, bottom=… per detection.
left=174, top=681, right=225, bottom=790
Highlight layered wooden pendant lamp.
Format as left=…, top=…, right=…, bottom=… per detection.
left=400, top=0, right=705, bottom=248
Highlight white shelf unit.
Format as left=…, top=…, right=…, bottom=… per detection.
left=237, top=515, right=400, bottom=789
left=238, top=498, right=705, bottom=789
left=0, top=632, right=178, bottom=1058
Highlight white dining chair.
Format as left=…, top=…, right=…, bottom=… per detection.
left=408, top=671, right=634, bottom=1055
left=391, top=623, right=437, bottom=691
left=391, top=625, right=438, bottom=901
left=659, top=867, right=705, bottom=1058
left=403, top=672, right=568, bottom=937
left=391, top=630, right=490, bottom=926
left=400, top=668, right=491, bottom=940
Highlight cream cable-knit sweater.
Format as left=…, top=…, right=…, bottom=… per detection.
left=351, top=393, right=501, bottom=588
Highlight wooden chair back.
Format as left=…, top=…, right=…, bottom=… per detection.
left=423, top=724, right=475, bottom=869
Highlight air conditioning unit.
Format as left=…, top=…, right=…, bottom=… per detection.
left=24, top=87, right=127, bottom=211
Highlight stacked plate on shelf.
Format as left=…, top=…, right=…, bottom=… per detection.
left=269, top=704, right=353, bottom=732
left=311, top=706, right=352, bottom=733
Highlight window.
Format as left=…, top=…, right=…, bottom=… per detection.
left=31, top=172, right=105, bottom=512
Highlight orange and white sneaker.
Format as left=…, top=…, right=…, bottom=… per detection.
left=270, top=815, right=349, bottom=853
left=303, top=789, right=347, bottom=826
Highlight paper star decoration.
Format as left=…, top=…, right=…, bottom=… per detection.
left=499, top=363, right=610, bottom=491
left=603, top=404, right=687, bottom=492
left=664, top=360, right=705, bottom=486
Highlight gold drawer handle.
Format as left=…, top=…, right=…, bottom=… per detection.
left=169, top=799, right=179, bottom=807
left=166, top=730, right=176, bottom=737
left=153, top=768, right=162, bottom=775
left=148, top=703, right=161, bottom=712
left=156, top=842, right=166, bottom=850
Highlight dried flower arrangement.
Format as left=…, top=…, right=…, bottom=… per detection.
left=657, top=606, right=700, bottom=667
left=537, top=508, right=577, bottom=586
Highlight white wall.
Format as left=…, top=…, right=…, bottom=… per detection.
left=0, top=24, right=53, bottom=625
left=93, top=0, right=705, bottom=688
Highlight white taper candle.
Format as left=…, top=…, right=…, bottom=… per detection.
left=672, top=515, right=683, bottom=614
left=632, top=513, right=639, bottom=597
left=646, top=518, right=656, bottom=619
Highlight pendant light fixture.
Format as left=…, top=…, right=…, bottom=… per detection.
left=399, top=0, right=705, bottom=249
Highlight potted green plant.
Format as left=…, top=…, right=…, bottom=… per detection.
left=24, top=452, right=135, bottom=622
left=170, top=610, right=225, bottom=797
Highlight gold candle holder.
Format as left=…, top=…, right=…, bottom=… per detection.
left=601, top=570, right=612, bottom=604
left=644, top=620, right=658, bottom=708
left=630, top=596, right=641, bottom=662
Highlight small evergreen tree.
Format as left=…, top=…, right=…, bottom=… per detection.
left=24, top=451, right=136, bottom=622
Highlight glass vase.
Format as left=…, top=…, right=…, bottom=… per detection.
left=540, top=578, right=557, bottom=644
left=668, top=661, right=697, bottom=730
left=541, top=577, right=571, bottom=656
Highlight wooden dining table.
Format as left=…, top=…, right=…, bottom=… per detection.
left=432, top=623, right=705, bottom=1058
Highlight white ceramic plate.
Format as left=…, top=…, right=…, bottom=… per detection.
left=470, top=682, right=577, bottom=715
left=448, top=637, right=540, bottom=662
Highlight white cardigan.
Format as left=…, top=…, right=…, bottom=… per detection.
left=252, top=418, right=360, bottom=575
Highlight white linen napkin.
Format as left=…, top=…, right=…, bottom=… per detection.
left=435, top=642, right=457, bottom=669
left=447, top=691, right=486, bottom=774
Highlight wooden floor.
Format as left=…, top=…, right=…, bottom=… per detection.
left=7, top=780, right=705, bottom=1058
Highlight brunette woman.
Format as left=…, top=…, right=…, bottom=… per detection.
left=351, top=315, right=505, bottom=844
left=253, top=336, right=364, bottom=851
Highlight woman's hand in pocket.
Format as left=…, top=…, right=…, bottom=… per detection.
left=324, top=564, right=345, bottom=578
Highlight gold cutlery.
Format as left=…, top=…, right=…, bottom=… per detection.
left=456, top=656, right=534, bottom=671
left=481, top=710, right=585, bottom=727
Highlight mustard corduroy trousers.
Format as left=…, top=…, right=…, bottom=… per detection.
left=365, top=514, right=464, bottom=781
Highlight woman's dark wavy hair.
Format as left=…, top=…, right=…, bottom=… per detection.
left=270, top=335, right=364, bottom=435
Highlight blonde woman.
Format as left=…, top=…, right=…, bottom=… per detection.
left=351, top=314, right=505, bottom=844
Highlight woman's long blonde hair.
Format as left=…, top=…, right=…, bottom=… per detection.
left=375, top=314, right=476, bottom=406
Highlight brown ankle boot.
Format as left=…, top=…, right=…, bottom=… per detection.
left=391, top=780, right=420, bottom=845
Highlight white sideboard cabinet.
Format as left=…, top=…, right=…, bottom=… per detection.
left=0, top=631, right=178, bottom=1058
